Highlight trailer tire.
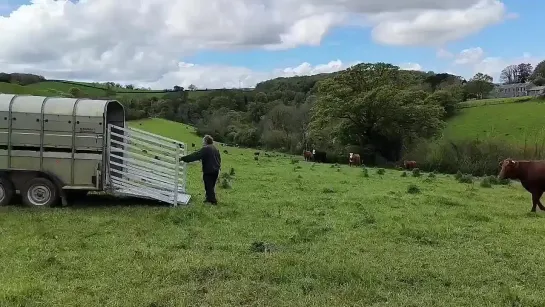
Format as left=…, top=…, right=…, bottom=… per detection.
left=22, top=177, right=59, bottom=207
left=0, top=177, right=15, bottom=206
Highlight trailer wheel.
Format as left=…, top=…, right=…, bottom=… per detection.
left=0, top=177, right=15, bottom=206
left=22, top=177, right=59, bottom=207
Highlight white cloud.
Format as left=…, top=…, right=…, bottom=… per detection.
left=398, top=62, right=422, bottom=71
left=136, top=59, right=420, bottom=89
left=0, top=0, right=513, bottom=86
left=454, top=47, right=484, bottom=65
left=436, top=48, right=453, bottom=59
left=140, top=60, right=359, bottom=89
left=369, top=0, right=510, bottom=46
left=447, top=47, right=543, bottom=81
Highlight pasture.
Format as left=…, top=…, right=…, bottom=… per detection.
left=1, top=119, right=545, bottom=306
left=0, top=81, right=208, bottom=99
left=444, top=99, right=545, bottom=144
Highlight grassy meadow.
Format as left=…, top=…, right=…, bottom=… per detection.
left=444, top=98, right=545, bottom=144
left=0, top=81, right=207, bottom=99
left=0, top=119, right=544, bottom=306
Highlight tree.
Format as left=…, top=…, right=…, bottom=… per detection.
left=69, top=87, right=83, bottom=98
left=500, top=63, right=533, bottom=84
left=530, top=60, right=545, bottom=81
left=500, top=65, right=518, bottom=84
left=465, top=73, right=494, bottom=99
left=533, top=77, right=545, bottom=86
left=188, top=84, right=198, bottom=91
left=517, top=63, right=533, bottom=83
left=311, top=63, right=445, bottom=161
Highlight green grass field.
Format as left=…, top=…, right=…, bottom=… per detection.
left=0, top=81, right=211, bottom=99
left=0, top=119, right=544, bottom=306
left=444, top=99, right=545, bottom=144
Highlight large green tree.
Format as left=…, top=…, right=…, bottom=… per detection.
left=311, top=63, right=445, bottom=161
left=465, top=72, right=494, bottom=99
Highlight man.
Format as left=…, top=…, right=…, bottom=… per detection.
left=180, top=135, right=222, bottom=204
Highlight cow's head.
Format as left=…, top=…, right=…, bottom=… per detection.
left=349, top=153, right=353, bottom=158
left=498, top=158, right=518, bottom=179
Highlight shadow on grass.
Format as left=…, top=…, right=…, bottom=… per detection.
left=8, top=192, right=171, bottom=209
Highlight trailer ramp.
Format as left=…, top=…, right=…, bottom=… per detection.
left=106, top=124, right=190, bottom=206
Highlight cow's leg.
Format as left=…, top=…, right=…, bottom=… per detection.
left=531, top=191, right=543, bottom=212
left=535, top=191, right=545, bottom=211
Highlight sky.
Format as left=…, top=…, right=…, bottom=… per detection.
left=0, top=0, right=542, bottom=89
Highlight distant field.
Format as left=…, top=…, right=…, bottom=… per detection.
left=0, top=118, right=543, bottom=306
left=458, top=96, right=536, bottom=108
left=0, top=81, right=185, bottom=99
left=444, top=99, right=545, bottom=144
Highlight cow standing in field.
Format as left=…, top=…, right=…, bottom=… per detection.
left=313, top=150, right=327, bottom=163
left=348, top=153, right=361, bottom=167
left=498, top=158, right=545, bottom=212
left=303, top=150, right=313, bottom=161
left=404, top=160, right=417, bottom=170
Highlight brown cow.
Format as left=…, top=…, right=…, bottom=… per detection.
left=349, top=153, right=361, bottom=167
left=404, top=160, right=417, bottom=170
left=498, top=158, right=545, bottom=212
left=303, top=150, right=313, bottom=162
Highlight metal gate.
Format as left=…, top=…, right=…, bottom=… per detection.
left=105, top=124, right=191, bottom=206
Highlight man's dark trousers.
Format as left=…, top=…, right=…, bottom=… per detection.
left=203, top=171, right=219, bottom=203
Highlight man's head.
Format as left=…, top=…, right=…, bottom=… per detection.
left=498, top=158, right=518, bottom=179
left=202, top=135, right=214, bottom=146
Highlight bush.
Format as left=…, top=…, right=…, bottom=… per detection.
left=362, top=168, right=369, bottom=177
left=412, top=168, right=421, bottom=177
left=407, top=184, right=420, bottom=194
left=487, top=175, right=499, bottom=184
left=377, top=168, right=385, bottom=175
left=401, top=171, right=407, bottom=177
left=220, top=178, right=232, bottom=189
left=458, top=174, right=473, bottom=184
left=454, top=170, right=463, bottom=180
left=480, top=177, right=492, bottom=188
left=291, top=158, right=299, bottom=164
left=404, top=138, right=545, bottom=176
left=428, top=172, right=436, bottom=178
left=229, top=167, right=235, bottom=176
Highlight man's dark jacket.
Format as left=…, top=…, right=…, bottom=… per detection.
left=180, top=144, right=221, bottom=174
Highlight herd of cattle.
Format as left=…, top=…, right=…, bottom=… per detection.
left=302, top=150, right=418, bottom=170
left=300, top=150, right=545, bottom=213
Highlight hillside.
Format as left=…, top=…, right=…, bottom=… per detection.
left=3, top=64, right=542, bottom=176
left=1, top=118, right=543, bottom=306
left=443, top=98, right=545, bottom=144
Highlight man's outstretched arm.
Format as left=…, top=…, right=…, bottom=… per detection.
left=180, top=148, right=203, bottom=163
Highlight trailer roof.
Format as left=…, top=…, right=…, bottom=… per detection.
left=0, top=94, right=123, bottom=116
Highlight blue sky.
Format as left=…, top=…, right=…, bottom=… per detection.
left=184, top=0, right=544, bottom=76
left=0, top=0, right=543, bottom=87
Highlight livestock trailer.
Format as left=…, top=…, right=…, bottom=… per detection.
left=0, top=93, right=191, bottom=207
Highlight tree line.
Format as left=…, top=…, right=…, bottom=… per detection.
left=2, top=61, right=544, bottom=175
left=500, top=60, right=545, bottom=85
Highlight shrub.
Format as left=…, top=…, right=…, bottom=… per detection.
left=229, top=167, right=235, bottom=176
left=220, top=178, right=232, bottom=189
left=362, top=168, right=369, bottom=177
left=404, top=138, right=545, bottom=176
left=480, top=177, right=492, bottom=188
left=412, top=168, right=421, bottom=177
left=458, top=174, right=473, bottom=184
left=407, top=184, right=420, bottom=194
left=428, top=172, right=436, bottom=178
left=322, top=187, right=335, bottom=194
left=377, top=168, right=385, bottom=175
left=487, top=175, right=499, bottom=184
left=454, top=170, right=463, bottom=180
left=401, top=171, right=407, bottom=177
left=291, top=158, right=299, bottom=164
